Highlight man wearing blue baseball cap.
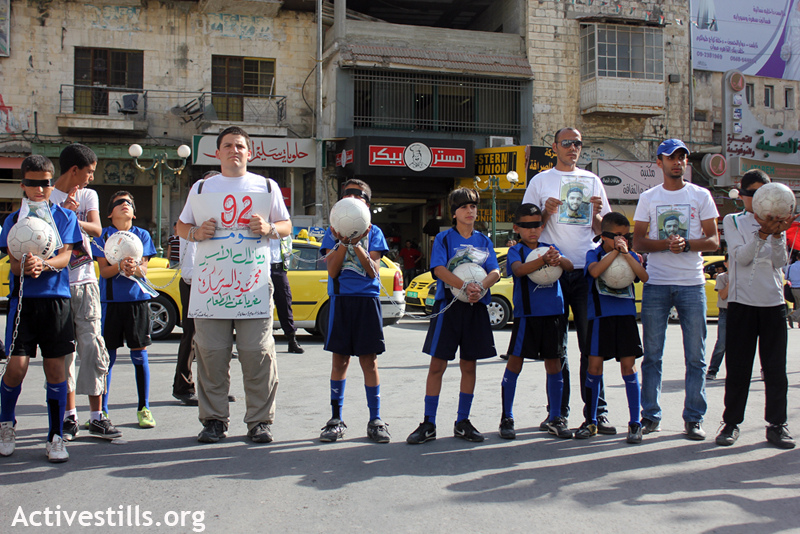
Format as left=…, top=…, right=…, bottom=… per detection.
left=632, top=139, right=720, bottom=440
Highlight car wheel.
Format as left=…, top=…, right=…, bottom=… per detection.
left=316, top=301, right=330, bottom=339
left=149, top=294, right=177, bottom=340
left=487, top=295, right=511, bottom=330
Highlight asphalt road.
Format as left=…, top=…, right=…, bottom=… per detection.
left=1, top=316, right=798, bottom=533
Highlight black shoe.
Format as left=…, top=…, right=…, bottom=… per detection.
left=407, top=421, right=436, bottom=444
left=539, top=416, right=554, bottom=432
left=574, top=421, right=597, bottom=440
left=596, top=415, right=617, bottom=435
left=62, top=415, right=79, bottom=441
left=320, top=418, right=347, bottom=442
left=288, top=335, right=305, bottom=354
left=766, top=424, right=796, bottom=449
left=454, top=419, right=484, bottom=442
left=499, top=354, right=509, bottom=361
left=88, top=415, right=123, bottom=440
left=173, top=392, right=199, bottom=406
left=715, top=423, right=740, bottom=446
left=641, top=417, right=661, bottom=434
left=547, top=417, right=573, bottom=439
left=198, top=420, right=228, bottom=443
left=499, top=416, right=516, bottom=439
left=706, top=372, right=717, bottom=381
left=247, top=422, right=273, bottom=443
left=367, top=418, right=391, bottom=443
left=684, top=421, right=706, bottom=441
left=626, top=423, right=643, bottom=444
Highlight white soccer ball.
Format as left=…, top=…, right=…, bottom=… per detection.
left=752, top=182, right=796, bottom=220
left=330, top=197, right=371, bottom=240
left=104, top=230, right=143, bottom=264
left=600, top=255, right=636, bottom=289
left=526, top=247, right=563, bottom=285
left=448, top=262, right=488, bottom=303
left=7, top=217, right=57, bottom=259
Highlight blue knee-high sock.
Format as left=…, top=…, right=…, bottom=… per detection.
left=365, top=384, right=380, bottom=421
left=547, top=372, right=564, bottom=422
left=501, top=368, right=520, bottom=419
left=586, top=373, right=602, bottom=425
left=130, top=349, right=150, bottom=410
left=457, top=392, right=474, bottom=423
left=423, top=395, right=439, bottom=425
left=46, top=380, right=68, bottom=441
left=623, top=372, right=641, bottom=425
left=103, top=349, right=117, bottom=414
left=0, top=378, right=22, bottom=423
left=330, top=379, right=346, bottom=420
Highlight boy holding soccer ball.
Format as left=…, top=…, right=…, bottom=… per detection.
left=580, top=212, right=648, bottom=444
left=499, top=203, right=574, bottom=440
left=407, top=187, right=500, bottom=444
left=318, top=179, right=392, bottom=443
left=92, top=191, right=157, bottom=429
left=0, top=155, right=82, bottom=462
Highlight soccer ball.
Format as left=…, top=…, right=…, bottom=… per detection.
left=526, top=247, right=563, bottom=285
left=7, top=217, right=57, bottom=259
left=752, top=182, right=796, bottom=220
left=104, top=230, right=143, bottom=264
left=600, top=255, right=636, bottom=289
left=448, top=262, right=488, bottom=303
left=330, top=197, right=371, bottom=240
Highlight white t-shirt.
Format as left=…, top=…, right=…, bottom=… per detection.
left=633, top=182, right=719, bottom=285
left=50, top=187, right=99, bottom=285
left=522, top=167, right=611, bottom=268
left=179, top=237, right=196, bottom=284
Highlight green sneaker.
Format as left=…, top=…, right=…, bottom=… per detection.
left=137, top=408, right=156, bottom=428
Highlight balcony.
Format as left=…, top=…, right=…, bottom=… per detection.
left=580, top=77, right=665, bottom=116
left=56, top=85, right=288, bottom=137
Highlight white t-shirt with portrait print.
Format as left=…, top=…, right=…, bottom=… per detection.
left=49, top=186, right=99, bottom=286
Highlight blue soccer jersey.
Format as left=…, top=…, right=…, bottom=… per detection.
left=93, top=226, right=157, bottom=303
left=507, top=241, right=564, bottom=318
left=0, top=205, right=82, bottom=299
left=320, top=225, right=389, bottom=297
left=584, top=244, right=640, bottom=320
left=430, top=228, right=499, bottom=306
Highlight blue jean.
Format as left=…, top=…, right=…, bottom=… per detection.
left=707, top=308, right=727, bottom=375
left=640, top=284, right=707, bottom=423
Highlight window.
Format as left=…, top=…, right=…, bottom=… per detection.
left=765, top=85, right=774, bottom=108
left=745, top=83, right=755, bottom=106
left=580, top=24, right=663, bottom=81
left=212, top=55, right=276, bottom=121
left=74, top=48, right=143, bottom=115
left=786, top=88, right=795, bottom=109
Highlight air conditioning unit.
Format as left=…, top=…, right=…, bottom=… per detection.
left=488, top=136, right=514, bottom=147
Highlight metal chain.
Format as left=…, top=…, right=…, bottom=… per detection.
left=1, top=253, right=28, bottom=378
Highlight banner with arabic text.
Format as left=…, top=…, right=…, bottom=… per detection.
left=191, top=135, right=316, bottom=167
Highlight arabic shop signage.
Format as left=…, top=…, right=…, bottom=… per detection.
left=335, top=136, right=474, bottom=178
left=192, top=135, right=316, bottom=167
left=597, top=160, right=693, bottom=200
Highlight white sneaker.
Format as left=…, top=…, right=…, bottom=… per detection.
left=0, top=421, right=15, bottom=457
left=45, top=435, right=69, bottom=463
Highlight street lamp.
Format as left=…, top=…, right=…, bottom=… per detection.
left=474, top=170, right=519, bottom=247
left=128, top=143, right=191, bottom=257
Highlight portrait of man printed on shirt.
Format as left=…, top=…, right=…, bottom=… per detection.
left=656, top=206, right=690, bottom=240
left=557, top=177, right=593, bottom=226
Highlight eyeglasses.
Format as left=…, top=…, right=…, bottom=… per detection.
left=739, top=188, right=757, bottom=197
left=559, top=139, right=583, bottom=148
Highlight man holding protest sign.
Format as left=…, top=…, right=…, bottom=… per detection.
left=177, top=126, right=292, bottom=444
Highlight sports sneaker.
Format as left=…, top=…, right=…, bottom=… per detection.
left=319, top=418, right=347, bottom=442
left=406, top=421, right=436, bottom=444
left=626, top=423, right=643, bottom=444
left=172, top=392, right=199, bottom=406
left=0, top=421, right=16, bottom=456
left=84, top=411, right=108, bottom=429
left=574, top=421, right=597, bottom=439
left=367, top=418, right=391, bottom=443
left=546, top=417, right=573, bottom=439
left=539, top=416, right=550, bottom=432
left=706, top=372, right=717, bottom=381
left=137, top=408, right=156, bottom=428
left=454, top=419, right=484, bottom=442
left=46, top=435, right=69, bottom=463
left=715, top=423, right=740, bottom=446
left=499, top=416, right=516, bottom=440
left=641, top=417, right=661, bottom=434
left=62, top=415, right=79, bottom=441
left=88, top=416, right=122, bottom=440
left=684, top=421, right=706, bottom=441
left=766, top=424, right=796, bottom=449
left=197, top=420, right=228, bottom=443
left=596, top=415, right=617, bottom=435
left=247, top=422, right=273, bottom=443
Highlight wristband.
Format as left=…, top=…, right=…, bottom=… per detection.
left=683, top=241, right=691, bottom=253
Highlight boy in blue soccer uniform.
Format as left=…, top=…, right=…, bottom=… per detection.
left=0, top=155, right=82, bottom=462
left=580, top=212, right=648, bottom=443
left=92, top=191, right=158, bottom=429
left=407, top=188, right=500, bottom=444
left=499, top=203, right=574, bottom=440
left=318, top=179, right=391, bottom=443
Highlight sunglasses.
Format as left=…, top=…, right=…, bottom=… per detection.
left=559, top=139, right=583, bottom=148
left=515, top=221, right=543, bottom=229
left=739, top=188, right=757, bottom=197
